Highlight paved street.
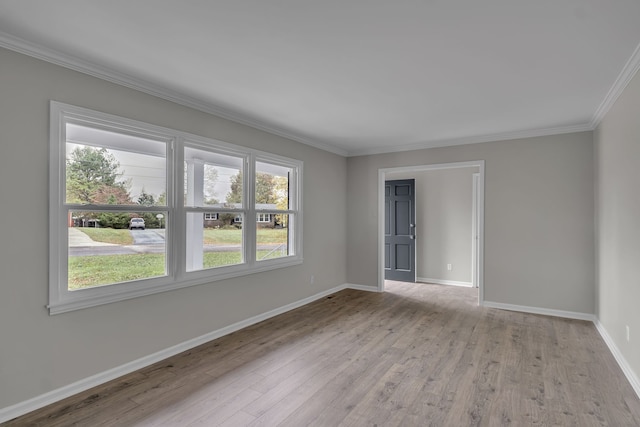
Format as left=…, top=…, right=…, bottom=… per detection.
left=68, top=228, right=282, bottom=256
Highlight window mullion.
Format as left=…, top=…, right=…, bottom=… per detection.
left=167, top=136, right=179, bottom=280
left=174, top=136, right=186, bottom=278
left=185, top=158, right=205, bottom=271
left=289, top=168, right=298, bottom=211
left=245, top=155, right=256, bottom=266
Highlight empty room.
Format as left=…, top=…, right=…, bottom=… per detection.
left=1, top=1, right=640, bottom=425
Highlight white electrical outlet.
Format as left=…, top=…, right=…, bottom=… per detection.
left=447, top=264, right=452, bottom=271
left=626, top=325, right=630, bottom=342
left=310, top=275, right=315, bottom=284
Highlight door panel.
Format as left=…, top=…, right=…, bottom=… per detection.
left=385, top=179, right=416, bottom=282
left=384, top=243, right=391, bottom=269
left=395, top=184, right=411, bottom=196
left=395, top=200, right=411, bottom=235
left=384, top=199, right=390, bottom=235
left=395, top=244, right=411, bottom=270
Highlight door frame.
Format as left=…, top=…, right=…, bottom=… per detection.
left=377, top=160, right=485, bottom=305
left=472, top=172, right=480, bottom=289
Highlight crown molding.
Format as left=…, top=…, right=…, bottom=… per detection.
left=590, top=39, right=640, bottom=129
left=346, top=122, right=593, bottom=157
left=0, top=31, right=349, bottom=157
left=2, top=29, right=638, bottom=158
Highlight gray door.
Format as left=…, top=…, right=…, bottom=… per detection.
left=385, top=179, right=416, bottom=282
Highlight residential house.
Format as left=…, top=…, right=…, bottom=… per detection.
left=204, top=204, right=279, bottom=228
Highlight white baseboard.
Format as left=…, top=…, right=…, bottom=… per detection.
left=345, top=283, right=380, bottom=292
left=417, top=277, right=473, bottom=288
left=594, top=320, right=640, bottom=399
left=0, top=283, right=351, bottom=424
left=483, top=300, right=596, bottom=321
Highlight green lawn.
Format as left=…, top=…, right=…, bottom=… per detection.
left=69, top=253, right=164, bottom=290
left=78, top=228, right=133, bottom=245
left=69, top=250, right=285, bottom=289
left=203, top=228, right=287, bottom=244
left=203, top=251, right=241, bottom=268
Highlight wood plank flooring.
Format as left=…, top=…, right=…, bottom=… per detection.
left=5, top=281, right=640, bottom=426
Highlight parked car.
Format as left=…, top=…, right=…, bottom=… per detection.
left=129, top=218, right=145, bottom=230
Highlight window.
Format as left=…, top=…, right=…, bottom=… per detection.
left=254, top=160, right=296, bottom=260
left=257, top=213, right=272, bottom=222
left=49, top=102, right=303, bottom=314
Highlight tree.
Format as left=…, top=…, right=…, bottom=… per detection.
left=66, top=146, right=131, bottom=204
left=138, top=188, right=155, bottom=206
left=255, top=173, right=276, bottom=204
left=96, top=212, right=131, bottom=229
left=66, top=146, right=134, bottom=228
left=156, top=191, right=167, bottom=206
left=226, top=172, right=279, bottom=204
left=225, top=171, right=289, bottom=226
left=226, top=171, right=243, bottom=204
left=135, top=188, right=161, bottom=228
left=141, top=212, right=160, bottom=229
left=92, top=185, right=132, bottom=205
left=204, top=165, right=219, bottom=204
left=273, top=176, right=289, bottom=227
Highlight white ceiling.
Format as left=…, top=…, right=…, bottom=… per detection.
left=1, top=1, right=640, bottom=156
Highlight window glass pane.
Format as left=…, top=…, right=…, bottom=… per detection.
left=255, top=161, right=291, bottom=210
left=184, top=147, right=243, bottom=208
left=186, top=212, right=243, bottom=272
left=257, top=214, right=291, bottom=261
left=65, top=123, right=167, bottom=206
left=68, top=210, right=167, bottom=290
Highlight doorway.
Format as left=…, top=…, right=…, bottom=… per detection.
left=384, top=179, right=416, bottom=282
left=378, top=161, right=485, bottom=305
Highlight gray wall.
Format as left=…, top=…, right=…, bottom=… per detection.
left=347, top=132, right=595, bottom=313
left=386, top=168, right=477, bottom=284
left=0, top=47, right=348, bottom=409
left=595, top=67, right=640, bottom=381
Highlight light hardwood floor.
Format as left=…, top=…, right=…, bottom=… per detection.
left=5, top=281, right=640, bottom=426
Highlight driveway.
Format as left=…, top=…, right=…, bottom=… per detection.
left=68, top=227, right=116, bottom=247
left=130, top=229, right=165, bottom=245
left=69, top=228, right=165, bottom=256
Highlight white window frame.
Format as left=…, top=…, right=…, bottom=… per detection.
left=204, top=213, right=219, bottom=220
left=49, top=101, right=303, bottom=314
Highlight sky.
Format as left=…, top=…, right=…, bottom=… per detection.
left=66, top=143, right=236, bottom=204
left=65, top=121, right=289, bottom=207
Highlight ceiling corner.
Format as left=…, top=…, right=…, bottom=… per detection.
left=590, top=40, right=640, bottom=129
